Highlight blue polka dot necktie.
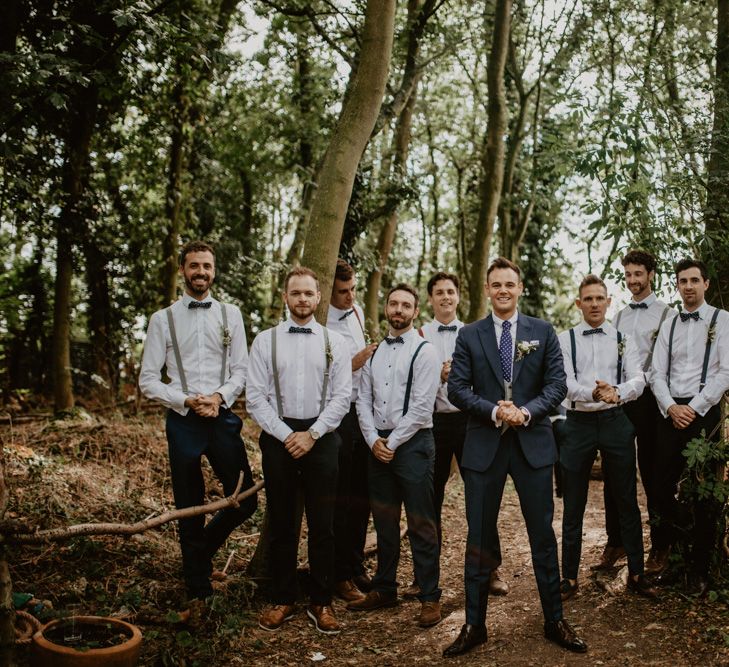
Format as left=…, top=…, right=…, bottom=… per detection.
left=500, top=321, right=512, bottom=382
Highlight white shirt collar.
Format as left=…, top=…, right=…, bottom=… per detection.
left=493, top=311, right=518, bottom=327
left=631, top=292, right=657, bottom=306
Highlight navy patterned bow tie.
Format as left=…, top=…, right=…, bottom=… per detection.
left=438, top=325, right=457, bottom=332
left=385, top=336, right=404, bottom=345
left=582, top=328, right=605, bottom=336
left=188, top=301, right=212, bottom=309
left=680, top=311, right=700, bottom=322
left=339, top=309, right=355, bottom=321
left=288, top=326, right=313, bottom=334
left=629, top=302, right=648, bottom=310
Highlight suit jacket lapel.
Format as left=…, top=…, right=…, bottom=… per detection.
left=477, top=315, right=503, bottom=383
left=512, top=314, right=533, bottom=384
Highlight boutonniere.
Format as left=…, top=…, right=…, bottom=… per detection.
left=325, top=338, right=334, bottom=366
left=221, top=325, right=232, bottom=349
left=617, top=336, right=627, bottom=357
left=515, top=340, right=540, bottom=361
left=650, top=329, right=659, bottom=343
left=708, top=323, right=717, bottom=343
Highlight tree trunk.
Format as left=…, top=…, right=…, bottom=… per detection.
left=301, top=0, right=396, bottom=322
left=705, top=0, right=729, bottom=308
left=52, top=87, right=99, bottom=413
left=467, top=0, right=512, bottom=322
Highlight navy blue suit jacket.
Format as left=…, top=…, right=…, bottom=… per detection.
left=448, top=313, right=566, bottom=471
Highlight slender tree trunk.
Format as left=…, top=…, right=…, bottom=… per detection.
left=705, top=0, right=729, bottom=307
left=0, top=444, right=13, bottom=667
left=467, top=0, right=512, bottom=322
left=301, top=0, right=396, bottom=322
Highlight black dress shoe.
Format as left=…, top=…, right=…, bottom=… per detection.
left=544, top=619, right=587, bottom=653
left=627, top=574, right=658, bottom=599
left=443, top=624, right=488, bottom=657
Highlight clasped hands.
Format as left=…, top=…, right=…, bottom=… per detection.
left=184, top=393, right=223, bottom=418
left=592, top=380, right=619, bottom=405
left=284, top=430, right=316, bottom=459
left=667, top=403, right=696, bottom=430
left=372, top=438, right=394, bottom=463
left=496, top=400, right=526, bottom=427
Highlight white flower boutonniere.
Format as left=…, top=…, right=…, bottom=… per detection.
left=708, top=323, right=717, bottom=344
left=515, top=340, right=540, bottom=362
left=325, top=338, right=334, bottom=366
left=221, top=326, right=232, bottom=349
left=617, top=336, right=627, bottom=357
left=650, top=329, right=659, bottom=343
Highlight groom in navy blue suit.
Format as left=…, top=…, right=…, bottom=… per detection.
left=442, top=257, right=587, bottom=657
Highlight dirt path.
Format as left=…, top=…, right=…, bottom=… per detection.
left=241, top=475, right=728, bottom=666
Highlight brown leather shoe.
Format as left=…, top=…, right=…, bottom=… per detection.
left=544, top=619, right=587, bottom=653
left=259, top=604, right=295, bottom=631
left=352, top=573, right=373, bottom=593
left=644, top=547, right=670, bottom=575
left=402, top=580, right=421, bottom=599
left=307, top=604, right=340, bottom=635
left=418, top=601, right=441, bottom=627
left=627, top=574, right=658, bottom=599
left=590, top=545, right=626, bottom=570
left=489, top=568, right=509, bottom=596
left=346, top=589, right=398, bottom=611
left=335, top=579, right=366, bottom=602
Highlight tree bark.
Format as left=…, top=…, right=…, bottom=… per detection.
left=705, top=0, right=729, bottom=308
left=301, top=0, right=396, bottom=323
left=467, top=0, right=512, bottom=322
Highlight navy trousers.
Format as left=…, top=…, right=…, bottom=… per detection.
left=260, top=418, right=339, bottom=605
left=333, top=403, right=371, bottom=582
left=432, top=411, right=466, bottom=546
left=368, top=428, right=441, bottom=602
left=463, top=429, right=562, bottom=626
left=560, top=407, right=643, bottom=580
left=166, top=408, right=257, bottom=600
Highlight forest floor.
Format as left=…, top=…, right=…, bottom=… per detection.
left=1, top=409, right=728, bottom=666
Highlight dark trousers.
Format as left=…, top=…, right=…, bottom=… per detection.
left=560, top=408, right=643, bottom=580
left=463, top=430, right=562, bottom=626
left=260, top=417, right=339, bottom=605
left=368, top=428, right=441, bottom=602
left=432, top=411, right=466, bottom=546
left=604, top=388, right=661, bottom=547
left=653, top=400, right=722, bottom=576
left=166, top=408, right=257, bottom=600
left=333, top=403, right=371, bottom=582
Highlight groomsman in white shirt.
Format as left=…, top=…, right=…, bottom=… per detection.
left=558, top=275, right=656, bottom=600
left=139, top=240, right=257, bottom=602
left=407, top=272, right=508, bottom=598
left=595, top=250, right=672, bottom=573
left=246, top=267, right=351, bottom=634
left=326, top=259, right=378, bottom=601
left=347, top=283, right=443, bottom=628
left=649, top=258, right=729, bottom=595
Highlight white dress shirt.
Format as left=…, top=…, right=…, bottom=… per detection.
left=139, top=293, right=248, bottom=415
left=650, top=301, right=729, bottom=417
left=326, top=303, right=367, bottom=401
left=558, top=320, right=645, bottom=411
left=420, top=318, right=463, bottom=413
left=357, top=328, right=440, bottom=451
left=612, top=292, right=670, bottom=371
left=246, top=317, right=352, bottom=443
left=490, top=311, right=519, bottom=424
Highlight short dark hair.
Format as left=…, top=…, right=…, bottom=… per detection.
left=622, top=249, right=657, bottom=274
left=284, top=265, right=319, bottom=291
left=179, top=240, right=215, bottom=267
left=334, top=259, right=355, bottom=283
left=427, top=272, right=460, bottom=295
left=674, top=258, right=708, bottom=281
left=578, top=274, right=607, bottom=297
left=386, top=282, right=419, bottom=308
left=486, top=257, right=521, bottom=281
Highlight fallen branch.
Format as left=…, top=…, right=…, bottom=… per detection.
left=6, top=478, right=264, bottom=545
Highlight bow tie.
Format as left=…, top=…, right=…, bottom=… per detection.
left=583, top=327, right=605, bottom=336
left=188, top=301, right=212, bottom=309
left=385, top=336, right=404, bottom=345
left=629, top=302, right=648, bottom=310
left=338, top=309, right=355, bottom=321
left=438, top=324, right=457, bottom=332
left=680, top=311, right=700, bottom=322
left=288, top=326, right=313, bottom=334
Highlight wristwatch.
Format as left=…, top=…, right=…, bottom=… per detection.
left=308, top=429, right=321, bottom=441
